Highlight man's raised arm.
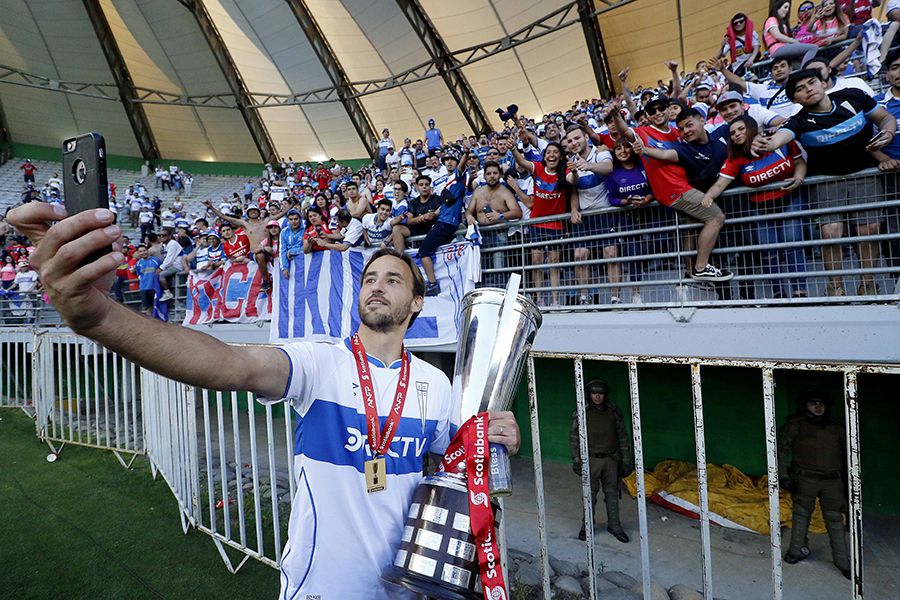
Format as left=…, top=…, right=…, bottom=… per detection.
left=8, top=203, right=289, bottom=400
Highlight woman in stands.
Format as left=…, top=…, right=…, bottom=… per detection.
left=372, top=179, right=386, bottom=205
left=764, top=1, right=820, bottom=66
left=1, top=256, right=15, bottom=289
left=718, top=13, right=761, bottom=75
left=511, top=129, right=571, bottom=307
left=313, top=193, right=338, bottom=229
left=701, top=116, right=808, bottom=299
left=811, top=0, right=849, bottom=45
left=793, top=1, right=819, bottom=43
left=302, top=208, right=342, bottom=254
left=605, top=139, right=654, bottom=304
left=259, top=220, right=282, bottom=285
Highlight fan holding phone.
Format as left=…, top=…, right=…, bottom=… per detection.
left=700, top=116, right=809, bottom=299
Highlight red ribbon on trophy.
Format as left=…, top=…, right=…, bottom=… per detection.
left=440, top=412, right=507, bottom=600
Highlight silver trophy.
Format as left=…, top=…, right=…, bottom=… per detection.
left=452, top=275, right=542, bottom=495
left=382, top=276, right=542, bottom=599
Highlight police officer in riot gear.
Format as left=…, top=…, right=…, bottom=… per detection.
left=570, top=379, right=633, bottom=543
left=778, top=391, right=851, bottom=579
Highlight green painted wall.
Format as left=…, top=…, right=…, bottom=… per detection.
left=513, top=359, right=900, bottom=516
left=1, top=141, right=371, bottom=177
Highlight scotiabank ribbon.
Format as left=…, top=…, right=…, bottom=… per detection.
left=440, top=413, right=507, bottom=600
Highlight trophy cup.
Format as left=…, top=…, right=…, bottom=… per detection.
left=383, top=276, right=542, bottom=599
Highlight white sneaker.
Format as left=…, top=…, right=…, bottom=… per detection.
left=632, top=291, right=643, bottom=304
left=158, top=290, right=174, bottom=302
left=610, top=296, right=622, bottom=305
left=578, top=294, right=590, bottom=306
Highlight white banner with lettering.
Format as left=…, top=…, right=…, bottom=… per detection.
left=270, top=242, right=480, bottom=347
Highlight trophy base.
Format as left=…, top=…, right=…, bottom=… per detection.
left=382, top=565, right=482, bottom=600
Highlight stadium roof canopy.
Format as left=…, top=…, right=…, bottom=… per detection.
left=0, top=0, right=766, bottom=164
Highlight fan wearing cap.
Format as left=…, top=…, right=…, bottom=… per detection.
left=203, top=199, right=289, bottom=290
left=612, top=102, right=734, bottom=283
left=258, top=220, right=282, bottom=272
left=570, top=379, right=633, bottom=543
left=711, top=90, right=785, bottom=131
left=384, top=145, right=400, bottom=171
left=778, top=391, right=850, bottom=579
left=424, top=118, right=444, bottom=155
left=418, top=143, right=472, bottom=296
left=20, top=159, right=36, bottom=184
left=279, top=209, right=306, bottom=279
left=13, top=258, right=39, bottom=293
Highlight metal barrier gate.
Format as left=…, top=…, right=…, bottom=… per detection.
left=0, top=328, right=33, bottom=413
left=525, top=352, right=900, bottom=600
left=32, top=331, right=144, bottom=467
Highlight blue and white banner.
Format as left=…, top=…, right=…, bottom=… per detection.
left=270, top=242, right=480, bottom=347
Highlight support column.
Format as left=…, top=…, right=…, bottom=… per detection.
left=82, top=0, right=160, bottom=160
left=285, top=0, right=378, bottom=160
left=181, top=0, right=278, bottom=164
left=395, top=0, right=492, bottom=135
left=576, top=0, right=615, bottom=99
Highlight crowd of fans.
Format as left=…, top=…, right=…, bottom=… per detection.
left=4, top=0, right=900, bottom=317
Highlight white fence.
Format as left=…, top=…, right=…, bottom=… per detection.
left=0, top=328, right=32, bottom=412
left=32, top=331, right=144, bottom=468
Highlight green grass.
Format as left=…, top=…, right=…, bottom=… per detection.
left=0, top=410, right=280, bottom=600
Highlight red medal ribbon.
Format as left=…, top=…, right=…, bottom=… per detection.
left=441, top=413, right=508, bottom=600
left=350, top=333, right=410, bottom=458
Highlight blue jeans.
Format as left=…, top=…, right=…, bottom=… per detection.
left=753, top=192, right=807, bottom=297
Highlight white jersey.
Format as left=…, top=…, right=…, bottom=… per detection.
left=746, top=80, right=796, bottom=117
left=423, top=166, right=450, bottom=195
left=574, top=145, right=613, bottom=210
left=263, top=339, right=456, bottom=600
left=361, top=213, right=393, bottom=245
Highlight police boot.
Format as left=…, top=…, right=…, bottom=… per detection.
left=823, top=510, right=851, bottom=579
left=604, top=492, right=629, bottom=543
left=784, top=502, right=811, bottom=564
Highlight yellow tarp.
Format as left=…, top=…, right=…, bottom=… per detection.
left=623, top=460, right=826, bottom=535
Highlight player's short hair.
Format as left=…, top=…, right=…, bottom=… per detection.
left=482, top=161, right=501, bottom=173
left=376, top=198, right=393, bottom=209
left=415, top=174, right=432, bottom=185
left=345, top=180, right=358, bottom=189
left=361, top=248, right=426, bottom=326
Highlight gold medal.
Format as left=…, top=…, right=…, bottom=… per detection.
left=365, top=456, right=387, bottom=493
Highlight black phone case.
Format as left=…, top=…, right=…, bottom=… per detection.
left=62, top=132, right=111, bottom=265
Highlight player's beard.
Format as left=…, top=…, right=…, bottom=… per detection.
left=359, top=300, right=410, bottom=334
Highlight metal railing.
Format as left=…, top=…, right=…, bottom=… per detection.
left=525, top=352, right=900, bottom=600
left=0, top=328, right=32, bottom=412
left=32, top=331, right=144, bottom=467
left=4, top=169, right=898, bottom=326
left=472, top=168, right=900, bottom=310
